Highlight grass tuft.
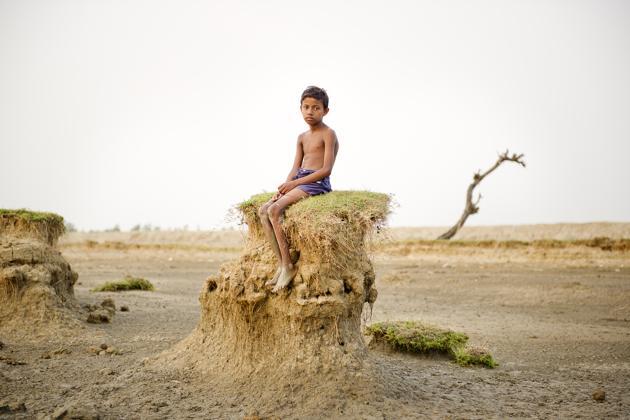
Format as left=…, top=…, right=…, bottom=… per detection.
left=366, top=321, right=468, bottom=353
left=452, top=345, right=497, bottom=368
left=365, top=320, right=497, bottom=368
left=92, top=276, right=155, bottom=292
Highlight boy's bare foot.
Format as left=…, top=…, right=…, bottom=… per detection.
left=272, top=265, right=297, bottom=293
left=265, top=267, right=282, bottom=287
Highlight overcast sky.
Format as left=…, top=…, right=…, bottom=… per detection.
left=1, top=0, right=629, bottom=230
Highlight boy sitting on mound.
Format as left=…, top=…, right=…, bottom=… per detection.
left=258, top=86, right=339, bottom=293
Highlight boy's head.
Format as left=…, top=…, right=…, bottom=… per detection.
left=300, top=86, right=329, bottom=126
left=301, top=86, right=329, bottom=110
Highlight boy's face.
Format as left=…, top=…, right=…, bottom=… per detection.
left=300, top=97, right=328, bottom=126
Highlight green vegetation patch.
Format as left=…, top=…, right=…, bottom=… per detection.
left=239, top=190, right=390, bottom=227
left=452, top=345, right=497, bottom=368
left=92, top=276, right=155, bottom=292
left=365, top=321, right=497, bottom=368
left=0, top=208, right=65, bottom=224
left=238, top=191, right=391, bottom=265
left=0, top=208, right=66, bottom=245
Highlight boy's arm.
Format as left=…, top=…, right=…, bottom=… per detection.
left=272, top=135, right=304, bottom=200
left=278, top=130, right=337, bottom=193
left=286, top=135, right=304, bottom=181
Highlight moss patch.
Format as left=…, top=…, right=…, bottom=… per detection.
left=365, top=321, right=497, bottom=368
left=92, top=276, right=155, bottom=292
left=452, top=345, right=497, bottom=368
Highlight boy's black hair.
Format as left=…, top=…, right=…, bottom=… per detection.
left=301, top=86, right=329, bottom=109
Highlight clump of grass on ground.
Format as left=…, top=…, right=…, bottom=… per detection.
left=452, top=345, right=497, bottom=368
left=365, top=321, right=497, bottom=368
left=92, top=276, right=155, bottom=292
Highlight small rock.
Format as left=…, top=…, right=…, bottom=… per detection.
left=105, top=347, right=122, bottom=355
left=120, top=305, right=129, bottom=312
left=52, top=402, right=100, bottom=420
left=82, top=303, right=99, bottom=311
left=99, top=368, right=115, bottom=376
left=52, top=406, right=68, bottom=419
left=9, top=402, right=26, bottom=412
left=0, top=356, right=26, bottom=365
left=0, top=340, right=4, bottom=350
left=0, top=402, right=26, bottom=414
left=87, top=309, right=111, bottom=324
left=87, top=346, right=101, bottom=355
left=592, top=389, right=606, bottom=402
left=100, top=343, right=108, bottom=350
left=43, top=348, right=71, bottom=359
left=101, top=298, right=116, bottom=310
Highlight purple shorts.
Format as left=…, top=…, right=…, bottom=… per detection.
left=293, top=168, right=332, bottom=196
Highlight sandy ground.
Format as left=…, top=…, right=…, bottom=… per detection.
left=1, top=224, right=629, bottom=419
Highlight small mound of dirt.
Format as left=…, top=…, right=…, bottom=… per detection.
left=0, top=211, right=85, bottom=339
left=92, top=276, right=154, bottom=292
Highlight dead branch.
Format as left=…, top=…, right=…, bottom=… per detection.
left=438, top=150, right=526, bottom=240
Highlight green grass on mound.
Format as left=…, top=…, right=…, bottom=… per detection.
left=0, top=208, right=65, bottom=224
left=238, top=191, right=391, bottom=266
left=92, top=276, right=155, bottom=292
left=239, top=190, right=390, bottom=226
left=0, top=208, right=66, bottom=244
left=365, top=321, right=497, bottom=368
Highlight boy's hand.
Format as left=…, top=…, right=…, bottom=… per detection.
left=278, top=181, right=297, bottom=194
left=271, top=192, right=283, bottom=201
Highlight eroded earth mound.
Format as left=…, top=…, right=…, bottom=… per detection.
left=0, top=210, right=82, bottom=337
left=153, top=192, right=390, bottom=396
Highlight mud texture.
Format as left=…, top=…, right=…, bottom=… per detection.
left=0, top=226, right=629, bottom=418
left=0, top=235, right=81, bottom=339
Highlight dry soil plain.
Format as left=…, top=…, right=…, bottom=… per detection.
left=1, top=223, right=629, bottom=419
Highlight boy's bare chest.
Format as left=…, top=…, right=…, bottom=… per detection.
left=301, top=135, right=325, bottom=154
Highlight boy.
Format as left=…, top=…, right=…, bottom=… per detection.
left=258, top=86, right=339, bottom=293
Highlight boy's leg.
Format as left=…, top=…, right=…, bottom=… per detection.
left=259, top=199, right=282, bottom=260
left=258, top=199, right=283, bottom=285
left=267, top=188, right=308, bottom=292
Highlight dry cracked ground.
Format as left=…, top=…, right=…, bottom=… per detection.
left=1, top=225, right=629, bottom=419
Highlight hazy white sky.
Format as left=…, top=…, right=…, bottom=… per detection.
left=1, top=0, right=629, bottom=230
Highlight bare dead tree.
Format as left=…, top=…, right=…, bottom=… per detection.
left=438, top=150, right=526, bottom=240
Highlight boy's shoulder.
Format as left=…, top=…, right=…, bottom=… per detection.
left=299, top=126, right=337, bottom=138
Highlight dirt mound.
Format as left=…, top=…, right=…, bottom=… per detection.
left=0, top=210, right=83, bottom=338
left=152, top=192, right=390, bottom=397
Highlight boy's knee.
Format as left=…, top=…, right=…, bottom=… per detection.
left=267, top=203, right=281, bottom=221
left=258, top=204, right=269, bottom=219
